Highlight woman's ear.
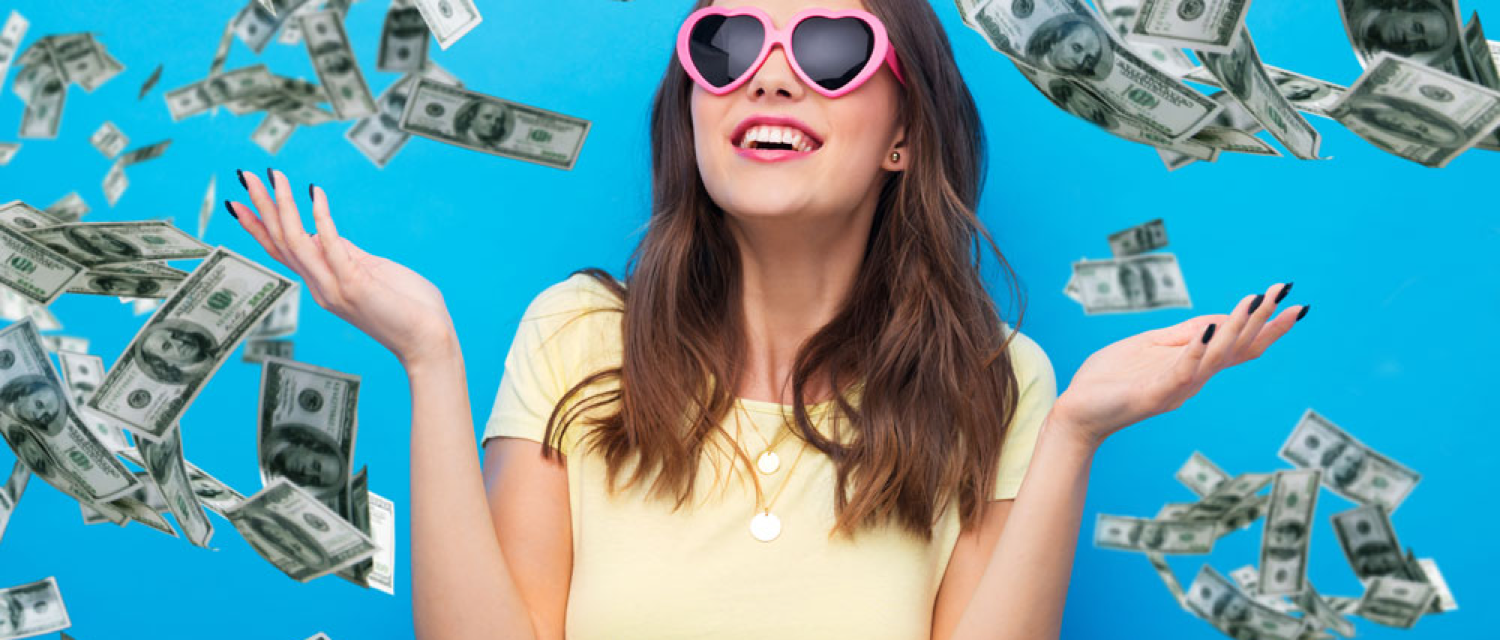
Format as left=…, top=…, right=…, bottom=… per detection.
left=882, top=134, right=909, bottom=172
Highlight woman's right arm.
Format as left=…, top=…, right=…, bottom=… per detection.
left=225, top=169, right=544, bottom=640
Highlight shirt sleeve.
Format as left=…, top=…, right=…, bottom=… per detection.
left=991, top=327, right=1058, bottom=501
left=481, top=274, right=619, bottom=457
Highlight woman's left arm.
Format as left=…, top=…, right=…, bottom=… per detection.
left=953, top=283, right=1307, bottom=640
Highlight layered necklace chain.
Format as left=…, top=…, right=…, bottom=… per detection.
left=731, top=399, right=828, bottom=542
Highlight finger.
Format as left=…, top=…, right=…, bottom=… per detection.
left=267, top=171, right=347, bottom=307
left=1166, top=318, right=1217, bottom=392
left=240, top=169, right=288, bottom=253
left=1150, top=313, right=1228, bottom=347
left=1229, top=282, right=1289, bottom=362
left=1200, top=293, right=1259, bottom=374
left=226, top=200, right=290, bottom=265
left=308, top=184, right=356, bottom=283
left=1235, top=304, right=1305, bottom=364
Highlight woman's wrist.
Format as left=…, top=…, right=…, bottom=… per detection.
left=1041, top=401, right=1105, bottom=457
left=399, top=321, right=463, bottom=378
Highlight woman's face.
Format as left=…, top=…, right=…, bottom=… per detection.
left=691, top=0, right=905, bottom=223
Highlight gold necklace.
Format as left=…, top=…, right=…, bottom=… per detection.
left=732, top=400, right=829, bottom=542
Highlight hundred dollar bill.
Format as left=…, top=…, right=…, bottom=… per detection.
left=277, top=0, right=320, bottom=46
left=0, top=319, right=139, bottom=505
left=187, top=460, right=245, bottom=515
left=138, top=63, right=164, bottom=100
left=336, top=467, right=372, bottom=586
left=0, top=142, right=17, bottom=165
left=1179, top=472, right=1271, bottom=522
left=0, top=290, right=59, bottom=331
left=43, top=193, right=87, bottom=224
left=300, top=10, right=377, bottom=120
left=1195, top=28, right=1322, bottom=159
left=1157, top=90, right=1282, bottom=173
left=244, top=338, right=294, bottom=363
left=258, top=357, right=359, bottom=518
left=1214, top=493, right=1268, bottom=539
left=1339, top=0, right=1478, bottom=81
left=1226, top=566, right=1297, bottom=614
left=103, top=492, right=177, bottom=535
left=1129, top=0, right=1251, bottom=53
left=400, top=78, right=592, bottom=170
left=366, top=490, right=395, bottom=594
left=0, top=461, right=28, bottom=544
left=1183, top=565, right=1304, bottom=640
left=252, top=113, right=296, bottom=155
left=0, top=201, right=64, bottom=231
left=17, top=54, right=66, bottom=139
left=963, top=0, right=1221, bottom=139
left=89, top=121, right=128, bottom=158
left=89, top=248, right=293, bottom=440
left=1154, top=502, right=1193, bottom=521
left=233, top=0, right=316, bottom=54
left=1094, top=0, right=1196, bottom=77
left=208, top=20, right=235, bottom=78
left=164, top=64, right=278, bottom=121
left=40, top=335, right=87, bottom=356
left=0, top=577, right=70, bottom=639
left=1015, top=62, right=1219, bottom=160
left=1331, top=504, right=1420, bottom=582
left=67, top=264, right=185, bottom=298
left=413, top=0, right=483, bottom=50
left=0, top=224, right=85, bottom=306
left=1329, top=51, right=1500, bottom=167
left=1258, top=469, right=1319, bottom=596
left=102, top=162, right=127, bottom=207
left=197, top=175, right=216, bottom=240
left=117, top=139, right=172, bottom=166
left=1070, top=253, right=1191, bottom=314
left=227, top=477, right=377, bottom=582
left=1093, top=513, right=1217, bottom=554
left=1108, top=218, right=1168, bottom=257
left=347, top=65, right=462, bottom=168
left=48, top=34, right=123, bottom=92
left=0, top=12, right=28, bottom=94
left=1295, top=580, right=1358, bottom=638
left=1462, top=14, right=1500, bottom=89
left=1174, top=451, right=1228, bottom=497
left=251, top=281, right=300, bottom=338
left=57, top=351, right=130, bottom=452
left=25, top=221, right=210, bottom=268
left=1278, top=408, right=1419, bottom=511
left=1413, top=558, right=1456, bottom=612
left=138, top=423, right=214, bottom=548
left=1353, top=576, right=1436, bottom=629
left=379, top=0, right=430, bottom=72
left=1145, top=552, right=1187, bottom=608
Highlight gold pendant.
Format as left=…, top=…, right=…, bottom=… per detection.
left=756, top=450, right=780, bottom=474
left=750, top=511, right=781, bottom=542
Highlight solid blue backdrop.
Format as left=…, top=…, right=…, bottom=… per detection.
left=0, top=1, right=1491, bottom=638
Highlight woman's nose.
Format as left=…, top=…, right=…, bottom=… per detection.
left=745, top=46, right=806, bottom=100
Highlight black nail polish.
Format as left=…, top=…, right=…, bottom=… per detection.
left=1296, top=305, right=1310, bottom=321
left=266, top=168, right=276, bottom=188
left=309, top=183, right=316, bottom=200
left=236, top=169, right=247, bottom=190
left=223, top=200, right=238, bottom=220
left=1274, top=282, right=1293, bottom=304
left=1247, top=293, right=1265, bottom=315
left=1201, top=323, right=1216, bottom=344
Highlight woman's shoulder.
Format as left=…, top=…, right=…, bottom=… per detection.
left=1000, top=322, right=1056, bottom=390
left=516, top=271, right=625, bottom=354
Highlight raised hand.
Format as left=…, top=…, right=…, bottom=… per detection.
left=1050, top=281, right=1307, bottom=449
left=225, top=168, right=456, bottom=368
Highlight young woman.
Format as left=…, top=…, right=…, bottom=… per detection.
left=224, top=0, right=1307, bottom=638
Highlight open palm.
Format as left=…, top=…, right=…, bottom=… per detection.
left=225, top=169, right=454, bottom=366
left=1052, top=283, right=1307, bottom=447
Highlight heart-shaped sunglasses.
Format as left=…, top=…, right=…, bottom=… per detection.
left=676, top=6, right=907, bottom=99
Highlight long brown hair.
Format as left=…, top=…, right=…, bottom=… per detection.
left=540, top=0, right=1026, bottom=542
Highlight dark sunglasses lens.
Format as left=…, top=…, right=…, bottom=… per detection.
left=792, top=17, right=876, bottom=91
left=688, top=15, right=765, bottom=87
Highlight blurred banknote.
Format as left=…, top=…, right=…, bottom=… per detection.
left=399, top=78, right=591, bottom=170
left=1328, top=51, right=1500, bottom=167
left=1070, top=253, right=1191, bottom=314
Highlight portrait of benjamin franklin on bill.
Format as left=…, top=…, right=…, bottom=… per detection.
left=1341, top=95, right=1465, bottom=147
left=135, top=319, right=219, bottom=386
left=1025, top=14, right=1115, bottom=81
left=242, top=510, right=332, bottom=573
left=454, top=99, right=515, bottom=151
left=263, top=422, right=348, bottom=510
left=84, top=274, right=164, bottom=297
left=1344, top=0, right=1461, bottom=64
left=0, top=375, right=68, bottom=438
left=48, top=226, right=143, bottom=264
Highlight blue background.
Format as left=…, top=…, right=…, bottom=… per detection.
left=0, top=0, right=1492, bottom=638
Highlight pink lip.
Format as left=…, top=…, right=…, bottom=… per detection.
left=735, top=147, right=813, bottom=162
left=730, top=114, right=825, bottom=150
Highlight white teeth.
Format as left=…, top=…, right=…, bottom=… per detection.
left=737, top=124, right=819, bottom=151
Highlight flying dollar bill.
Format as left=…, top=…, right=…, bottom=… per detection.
left=347, top=65, right=461, bottom=168
left=0, top=143, right=16, bottom=166
left=1328, top=51, right=1500, bottom=167
left=1195, top=28, right=1322, bottom=159
left=399, top=78, right=592, bottom=170
left=226, top=477, right=377, bottom=582
left=197, top=176, right=216, bottom=240
left=1331, top=504, right=1421, bottom=582
left=0, top=319, right=140, bottom=505
left=102, top=162, right=127, bottom=207
left=251, top=281, right=300, bottom=338
left=1174, top=450, right=1228, bottom=497
left=1183, top=565, right=1304, bottom=640
left=365, top=490, right=395, bottom=594
left=300, top=10, right=376, bottom=120
left=252, top=113, right=296, bottom=155
left=335, top=467, right=372, bottom=586
left=89, top=248, right=294, bottom=440
left=1353, top=576, right=1437, bottom=629
left=1338, top=0, right=1478, bottom=81
left=1093, top=0, right=1197, bottom=77
left=1413, top=557, right=1457, bottom=612
left=42, top=193, right=88, bottom=224
left=1294, top=580, right=1359, bottom=638
left=55, top=350, right=130, bottom=452
left=138, top=63, right=164, bottom=100
left=1226, top=565, right=1297, bottom=614
left=1069, top=253, right=1192, bottom=314
left=1278, top=407, right=1419, bottom=511
left=164, top=64, right=279, bottom=122
left=1187, top=63, right=1348, bottom=119
left=0, top=577, right=70, bottom=639
left=1108, top=218, right=1168, bottom=257
left=89, top=121, right=128, bottom=158
left=379, top=0, right=430, bottom=72
left=1094, top=513, right=1218, bottom=554
left=67, top=262, right=187, bottom=298
left=412, top=0, right=483, bottom=50
left=138, top=422, right=215, bottom=548
left=233, top=0, right=316, bottom=54
left=0, top=461, right=28, bottom=545
left=243, top=338, right=294, bottom=363
left=0, top=223, right=85, bottom=305
left=1178, top=472, right=1271, bottom=523
left=257, top=356, right=359, bottom=519
left=0, top=12, right=29, bottom=94
left=1013, top=62, right=1219, bottom=160
left=1257, top=469, right=1319, bottom=596
left=25, top=221, right=210, bottom=268
left=1128, top=0, right=1251, bottom=53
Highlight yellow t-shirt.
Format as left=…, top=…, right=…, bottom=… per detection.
left=482, top=273, right=1057, bottom=640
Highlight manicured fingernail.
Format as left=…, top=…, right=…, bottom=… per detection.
left=1296, top=305, right=1310, bottom=321
left=1274, top=282, right=1293, bottom=303
left=309, top=183, right=317, bottom=200
left=266, top=168, right=276, bottom=188
left=223, top=200, right=238, bottom=220
left=1201, top=323, right=1216, bottom=344
left=1247, top=293, right=1265, bottom=315
left=236, top=169, right=247, bottom=190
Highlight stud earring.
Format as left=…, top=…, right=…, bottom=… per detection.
left=890, top=151, right=901, bottom=163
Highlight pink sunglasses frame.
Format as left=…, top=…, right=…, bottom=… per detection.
left=675, top=6, right=907, bottom=99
